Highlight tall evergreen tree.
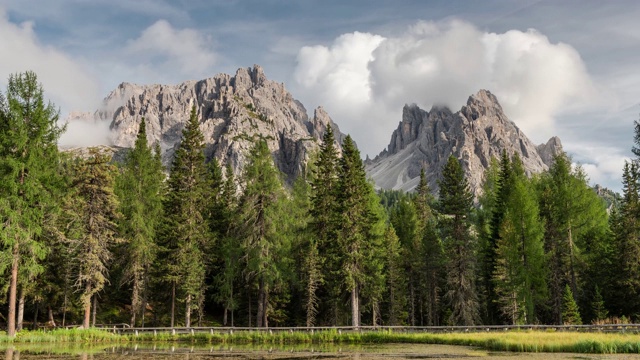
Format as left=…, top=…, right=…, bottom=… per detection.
left=67, top=149, right=121, bottom=328
left=537, top=154, right=608, bottom=324
left=237, top=139, right=286, bottom=327
left=414, top=169, right=442, bottom=326
left=438, top=155, right=478, bottom=326
left=162, top=106, right=210, bottom=327
left=115, top=119, right=164, bottom=327
left=213, top=163, right=241, bottom=326
left=493, top=155, right=547, bottom=324
left=611, top=161, right=640, bottom=316
left=337, top=135, right=379, bottom=327
left=389, top=195, right=419, bottom=324
left=484, top=151, right=513, bottom=324
left=0, top=72, right=64, bottom=336
left=309, top=126, right=340, bottom=324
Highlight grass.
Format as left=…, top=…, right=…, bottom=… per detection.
left=2, top=328, right=640, bottom=354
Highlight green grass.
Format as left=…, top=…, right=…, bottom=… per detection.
left=3, top=328, right=640, bottom=354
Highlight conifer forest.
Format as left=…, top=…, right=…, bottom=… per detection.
left=1, top=71, right=638, bottom=336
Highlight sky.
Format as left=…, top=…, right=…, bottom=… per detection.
left=1, top=0, right=639, bottom=191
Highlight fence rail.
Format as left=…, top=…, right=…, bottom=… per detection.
left=98, top=324, right=640, bottom=336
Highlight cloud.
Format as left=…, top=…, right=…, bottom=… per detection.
left=0, top=8, right=100, bottom=113
left=567, top=142, right=629, bottom=191
left=58, top=112, right=112, bottom=147
left=293, top=20, right=595, bottom=158
left=124, top=20, right=217, bottom=82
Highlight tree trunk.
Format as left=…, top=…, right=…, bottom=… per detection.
left=263, top=288, right=269, bottom=328
left=223, top=307, right=228, bottom=326
left=130, top=307, right=136, bottom=328
left=256, top=278, right=264, bottom=328
left=248, top=289, right=252, bottom=327
left=7, top=243, right=19, bottom=337
left=48, top=306, right=56, bottom=328
left=91, top=296, right=97, bottom=327
left=82, top=283, right=91, bottom=328
left=185, top=294, right=191, bottom=328
left=62, top=292, right=67, bottom=327
left=351, top=286, right=359, bottom=328
left=170, top=282, right=176, bottom=328
left=33, top=302, right=39, bottom=330
left=409, top=282, right=416, bottom=326
left=141, top=286, right=147, bottom=328
left=16, top=288, right=24, bottom=331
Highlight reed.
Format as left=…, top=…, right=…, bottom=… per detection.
left=3, top=328, right=640, bottom=353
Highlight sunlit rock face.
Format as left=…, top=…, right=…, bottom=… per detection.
left=365, top=89, right=563, bottom=197
left=95, top=65, right=345, bottom=183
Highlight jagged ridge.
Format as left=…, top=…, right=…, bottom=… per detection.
left=91, top=65, right=345, bottom=183
left=365, top=90, right=563, bottom=196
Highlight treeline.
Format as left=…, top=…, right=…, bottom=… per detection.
left=0, top=72, right=636, bottom=335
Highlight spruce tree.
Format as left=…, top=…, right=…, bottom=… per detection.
left=213, top=163, right=240, bottom=326
left=337, top=135, right=379, bottom=327
left=237, top=139, right=286, bottom=327
left=591, top=285, right=608, bottom=323
left=390, top=195, right=420, bottom=324
left=309, top=126, right=340, bottom=324
left=0, top=72, right=64, bottom=336
left=115, top=118, right=165, bottom=327
left=383, top=225, right=407, bottom=325
left=162, top=106, right=210, bottom=327
left=438, top=155, right=478, bottom=326
left=67, top=149, right=121, bottom=328
left=493, top=155, right=547, bottom=324
left=537, top=154, right=608, bottom=324
left=562, top=284, right=582, bottom=325
left=414, top=169, right=442, bottom=326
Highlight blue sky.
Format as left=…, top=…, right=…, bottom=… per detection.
left=1, top=0, right=639, bottom=191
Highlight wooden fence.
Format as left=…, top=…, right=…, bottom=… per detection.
left=94, top=324, right=640, bottom=336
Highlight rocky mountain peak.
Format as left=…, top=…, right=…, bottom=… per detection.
left=86, top=65, right=345, bottom=183
left=365, top=90, right=563, bottom=197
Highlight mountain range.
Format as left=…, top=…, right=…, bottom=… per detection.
left=67, top=66, right=564, bottom=195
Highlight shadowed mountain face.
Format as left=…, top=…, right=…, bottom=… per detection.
left=86, top=65, right=346, bottom=183
left=365, top=90, right=563, bottom=197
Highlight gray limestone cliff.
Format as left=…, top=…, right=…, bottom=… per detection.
left=89, top=65, right=344, bottom=182
left=365, top=90, right=563, bottom=197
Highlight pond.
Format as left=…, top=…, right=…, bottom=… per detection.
left=1, top=343, right=635, bottom=360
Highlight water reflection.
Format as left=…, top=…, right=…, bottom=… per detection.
left=0, top=343, right=636, bottom=359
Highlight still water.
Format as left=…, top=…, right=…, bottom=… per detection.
left=2, top=343, right=637, bottom=359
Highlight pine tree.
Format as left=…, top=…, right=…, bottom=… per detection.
left=67, top=149, right=121, bottom=328
left=0, top=72, right=65, bottom=336
left=337, top=135, right=378, bottom=327
left=309, top=126, right=341, bottom=324
left=414, top=169, right=442, bottom=326
left=383, top=225, right=407, bottom=325
left=591, top=285, right=608, bottom=323
left=562, top=284, right=582, bottom=325
left=213, top=163, right=240, bottom=326
left=537, top=154, right=608, bottom=324
left=162, top=106, right=210, bottom=327
left=476, top=157, right=500, bottom=323
left=390, top=194, right=419, bottom=324
left=438, top=155, right=478, bottom=326
left=484, top=151, right=512, bottom=324
left=237, top=139, right=286, bottom=327
left=493, top=156, right=547, bottom=324
left=115, top=119, right=164, bottom=327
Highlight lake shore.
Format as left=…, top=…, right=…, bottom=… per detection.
left=2, top=328, right=640, bottom=354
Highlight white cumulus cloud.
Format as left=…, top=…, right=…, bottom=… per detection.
left=293, top=19, right=595, bottom=159
left=0, top=8, right=100, bottom=113
left=124, top=19, right=217, bottom=82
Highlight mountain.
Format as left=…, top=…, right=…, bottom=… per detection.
left=84, top=65, right=345, bottom=183
left=365, top=90, right=563, bottom=196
